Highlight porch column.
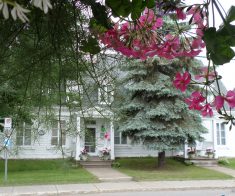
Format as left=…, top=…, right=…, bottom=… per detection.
left=110, top=120, right=115, bottom=160
left=75, top=116, right=81, bottom=160
left=184, top=140, right=188, bottom=159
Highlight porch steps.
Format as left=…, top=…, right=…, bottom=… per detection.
left=80, top=156, right=112, bottom=168
left=188, top=158, right=218, bottom=167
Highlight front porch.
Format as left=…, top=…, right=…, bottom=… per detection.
left=75, top=107, right=115, bottom=161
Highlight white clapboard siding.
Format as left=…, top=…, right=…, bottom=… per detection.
left=114, top=145, right=175, bottom=157
left=8, top=132, right=74, bottom=159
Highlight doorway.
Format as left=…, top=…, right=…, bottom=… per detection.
left=85, top=128, right=96, bottom=153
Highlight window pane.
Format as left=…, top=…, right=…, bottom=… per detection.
left=114, top=131, right=120, bottom=137
left=24, top=137, right=31, bottom=145
left=216, top=123, right=220, bottom=145
left=221, top=138, right=226, bottom=145
left=52, top=128, right=58, bottom=137
left=51, top=137, right=58, bottom=145
left=16, top=137, right=23, bottom=145
left=114, top=137, right=120, bottom=144
left=121, top=134, right=127, bottom=144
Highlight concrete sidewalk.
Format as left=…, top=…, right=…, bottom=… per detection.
left=85, top=167, right=133, bottom=182
left=1, top=180, right=235, bottom=196
left=202, top=166, right=235, bottom=178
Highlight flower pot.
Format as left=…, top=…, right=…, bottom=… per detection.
left=188, top=153, right=196, bottom=159
left=102, top=155, right=110, bottom=161
left=81, top=155, right=88, bottom=161
left=207, top=154, right=214, bottom=158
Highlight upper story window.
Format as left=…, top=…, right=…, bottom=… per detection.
left=216, top=122, right=226, bottom=145
left=98, top=84, right=114, bottom=105
left=114, top=131, right=127, bottom=145
left=51, top=120, right=66, bottom=146
left=66, top=81, right=83, bottom=103
left=16, top=123, right=32, bottom=146
left=66, top=81, right=83, bottom=93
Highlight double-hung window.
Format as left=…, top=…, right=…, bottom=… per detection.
left=98, top=84, right=114, bottom=105
left=51, top=120, right=66, bottom=146
left=216, top=122, right=226, bottom=145
left=16, top=123, right=32, bottom=146
left=114, top=131, right=127, bottom=145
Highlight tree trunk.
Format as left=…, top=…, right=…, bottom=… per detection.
left=158, top=151, right=165, bottom=168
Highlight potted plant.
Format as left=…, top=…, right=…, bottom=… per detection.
left=187, top=150, right=196, bottom=159
left=80, top=148, right=88, bottom=161
left=205, top=148, right=215, bottom=158
left=100, top=147, right=110, bottom=160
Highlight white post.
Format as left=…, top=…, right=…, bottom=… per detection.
left=184, top=140, right=188, bottom=159
left=75, top=116, right=81, bottom=160
left=4, top=148, right=8, bottom=181
left=110, top=120, right=115, bottom=160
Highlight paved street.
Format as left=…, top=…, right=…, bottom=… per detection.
left=78, top=189, right=235, bottom=196
left=1, top=180, right=235, bottom=196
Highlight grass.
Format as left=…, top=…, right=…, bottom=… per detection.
left=219, top=158, right=235, bottom=169
left=113, top=157, right=233, bottom=181
left=0, top=159, right=98, bottom=186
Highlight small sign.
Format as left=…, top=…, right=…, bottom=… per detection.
left=4, top=118, right=12, bottom=129
left=4, top=138, right=11, bottom=147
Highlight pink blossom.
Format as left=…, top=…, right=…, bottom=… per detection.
left=176, top=8, right=186, bottom=20
left=173, top=72, right=191, bottom=92
left=225, top=90, right=235, bottom=108
left=201, top=104, right=213, bottom=117
left=214, top=90, right=235, bottom=110
left=185, top=91, right=205, bottom=110
left=215, top=95, right=224, bottom=110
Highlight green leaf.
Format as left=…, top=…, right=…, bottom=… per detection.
left=226, top=6, right=235, bottom=23
left=203, top=27, right=235, bottom=65
left=79, top=36, right=101, bottom=54
left=217, top=24, right=235, bottom=46
left=203, top=27, right=217, bottom=53
left=131, top=0, right=143, bottom=20
left=211, top=44, right=235, bottom=65
left=146, top=0, right=155, bottom=8
left=106, top=0, right=132, bottom=17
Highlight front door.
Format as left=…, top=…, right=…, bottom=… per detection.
left=85, top=128, right=96, bottom=153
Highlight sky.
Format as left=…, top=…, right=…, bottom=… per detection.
left=191, top=0, right=235, bottom=90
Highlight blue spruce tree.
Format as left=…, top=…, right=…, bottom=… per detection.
left=117, top=58, right=206, bottom=168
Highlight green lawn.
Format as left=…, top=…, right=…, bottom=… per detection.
left=113, top=157, right=233, bottom=181
left=219, top=158, right=235, bottom=169
left=0, top=159, right=98, bottom=186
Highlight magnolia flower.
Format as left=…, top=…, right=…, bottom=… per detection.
left=32, top=0, right=52, bottom=13
left=0, top=1, right=9, bottom=19
left=11, top=3, right=30, bottom=23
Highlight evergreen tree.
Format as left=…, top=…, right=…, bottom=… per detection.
left=117, top=58, right=206, bottom=168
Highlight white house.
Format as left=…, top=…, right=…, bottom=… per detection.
left=0, top=64, right=234, bottom=160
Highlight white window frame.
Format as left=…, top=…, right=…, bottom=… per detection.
left=216, top=122, right=226, bottom=145
left=114, top=131, right=128, bottom=145
left=66, top=81, right=83, bottom=103
left=98, top=84, right=114, bottom=105
left=51, top=120, right=66, bottom=146
left=16, top=123, right=32, bottom=146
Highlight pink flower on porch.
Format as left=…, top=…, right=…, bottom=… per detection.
left=215, top=90, right=235, bottom=110
left=104, top=131, right=110, bottom=140
left=185, top=91, right=205, bottom=110
left=173, top=71, right=191, bottom=92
